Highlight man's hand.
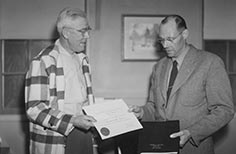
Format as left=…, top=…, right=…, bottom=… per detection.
left=170, top=130, right=191, bottom=147
left=128, top=105, right=144, bottom=119
left=71, top=115, right=96, bottom=130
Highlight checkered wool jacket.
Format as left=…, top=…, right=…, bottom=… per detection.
left=25, top=40, right=88, bottom=154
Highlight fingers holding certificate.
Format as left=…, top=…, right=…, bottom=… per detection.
left=82, top=99, right=143, bottom=140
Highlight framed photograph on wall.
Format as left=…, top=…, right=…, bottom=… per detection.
left=122, top=15, right=166, bottom=61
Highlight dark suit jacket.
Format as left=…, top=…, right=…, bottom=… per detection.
left=142, top=44, right=235, bottom=154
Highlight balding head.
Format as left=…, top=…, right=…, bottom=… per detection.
left=161, top=15, right=187, bottom=32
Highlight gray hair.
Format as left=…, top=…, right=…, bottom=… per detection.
left=56, top=7, right=87, bottom=34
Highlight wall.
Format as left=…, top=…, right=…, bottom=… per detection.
left=0, top=0, right=85, bottom=39
left=204, top=1, right=236, bottom=154
left=0, top=116, right=28, bottom=154
left=204, top=0, right=236, bottom=39
left=0, top=0, right=236, bottom=154
left=214, top=115, right=236, bottom=154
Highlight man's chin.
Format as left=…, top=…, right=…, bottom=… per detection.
left=75, top=46, right=85, bottom=53
left=166, top=52, right=174, bottom=57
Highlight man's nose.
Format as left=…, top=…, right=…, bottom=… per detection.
left=84, top=31, right=90, bottom=39
left=161, top=40, right=168, bottom=48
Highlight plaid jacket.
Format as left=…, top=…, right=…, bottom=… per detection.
left=25, top=40, right=87, bottom=154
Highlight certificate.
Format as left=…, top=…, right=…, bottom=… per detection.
left=82, top=99, right=143, bottom=140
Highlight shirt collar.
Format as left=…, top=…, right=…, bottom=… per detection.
left=55, top=39, right=71, bottom=56
left=172, top=46, right=189, bottom=69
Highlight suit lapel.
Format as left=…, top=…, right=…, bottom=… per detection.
left=169, top=46, right=199, bottom=100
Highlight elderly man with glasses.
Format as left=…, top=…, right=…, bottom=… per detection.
left=129, top=15, right=235, bottom=154
left=25, top=7, right=97, bottom=154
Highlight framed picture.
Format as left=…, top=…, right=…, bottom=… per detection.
left=122, top=15, right=166, bottom=61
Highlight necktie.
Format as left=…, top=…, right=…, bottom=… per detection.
left=167, top=60, right=178, bottom=101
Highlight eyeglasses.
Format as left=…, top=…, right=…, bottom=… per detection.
left=64, top=26, right=92, bottom=36
left=158, top=31, right=183, bottom=44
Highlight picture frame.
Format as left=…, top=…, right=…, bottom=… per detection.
left=121, top=15, right=166, bottom=61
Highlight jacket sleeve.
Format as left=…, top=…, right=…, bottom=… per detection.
left=142, top=65, right=161, bottom=121
left=188, top=56, right=235, bottom=146
left=25, top=56, right=74, bottom=136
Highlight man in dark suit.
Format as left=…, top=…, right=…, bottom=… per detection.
left=129, top=15, right=235, bottom=154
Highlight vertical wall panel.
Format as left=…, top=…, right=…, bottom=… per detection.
left=0, top=0, right=85, bottom=39
left=204, top=0, right=236, bottom=39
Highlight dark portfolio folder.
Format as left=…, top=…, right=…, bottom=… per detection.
left=138, top=120, right=180, bottom=154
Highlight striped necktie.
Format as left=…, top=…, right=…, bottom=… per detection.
left=167, top=60, right=178, bottom=102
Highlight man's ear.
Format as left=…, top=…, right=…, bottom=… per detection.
left=182, top=29, right=189, bottom=39
left=62, top=28, right=69, bottom=39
